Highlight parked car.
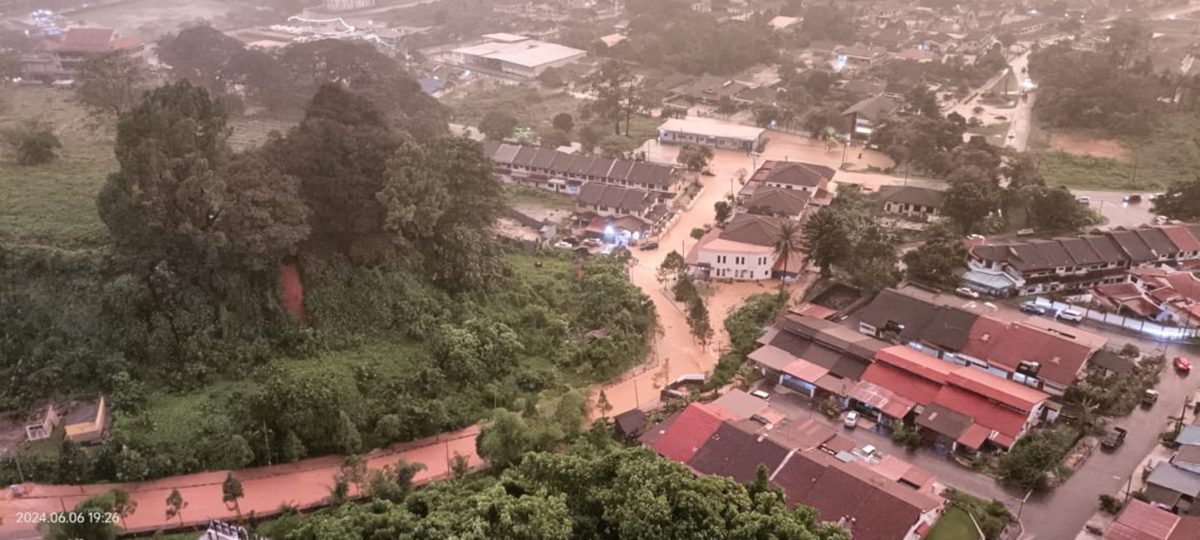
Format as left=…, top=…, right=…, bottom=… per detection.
left=582, top=238, right=602, bottom=247
left=751, top=389, right=770, bottom=400
left=554, top=240, right=573, bottom=249
left=639, top=241, right=659, bottom=251
left=1142, top=389, right=1159, bottom=407
left=1056, top=309, right=1084, bottom=323
left=1123, top=194, right=1142, bottom=203
left=954, top=287, right=980, bottom=299
left=860, top=444, right=877, bottom=458
left=1156, top=215, right=1169, bottom=225
left=1017, top=228, right=1035, bottom=236
left=844, top=411, right=859, bottom=429
left=1077, top=196, right=1091, bottom=205
left=965, top=234, right=985, bottom=241
left=1101, top=427, right=1127, bottom=450
left=1019, top=302, right=1047, bottom=315
left=1175, top=356, right=1192, bottom=374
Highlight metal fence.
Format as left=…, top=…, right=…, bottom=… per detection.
left=1033, top=297, right=1200, bottom=342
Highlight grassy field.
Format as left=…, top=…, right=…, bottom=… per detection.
left=445, top=83, right=587, bottom=130
left=504, top=186, right=575, bottom=211
left=444, top=82, right=660, bottom=153
left=926, top=507, right=980, bottom=540
left=1031, top=113, right=1200, bottom=191
left=0, top=86, right=296, bottom=250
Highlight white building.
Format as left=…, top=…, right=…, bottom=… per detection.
left=686, top=214, right=802, bottom=280
left=451, top=33, right=586, bottom=79
left=657, top=118, right=766, bottom=152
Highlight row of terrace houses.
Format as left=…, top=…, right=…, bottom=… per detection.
left=479, top=140, right=683, bottom=195
left=966, top=224, right=1200, bottom=297
left=855, top=288, right=1107, bottom=396
left=642, top=401, right=943, bottom=540
left=747, top=306, right=1060, bottom=453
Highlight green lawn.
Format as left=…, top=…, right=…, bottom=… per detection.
left=445, top=84, right=586, bottom=130
left=0, top=86, right=299, bottom=250
left=504, top=186, right=575, bottom=211
left=926, top=507, right=980, bottom=540
left=1032, top=113, right=1200, bottom=191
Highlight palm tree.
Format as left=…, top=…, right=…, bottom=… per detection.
left=773, top=220, right=804, bottom=293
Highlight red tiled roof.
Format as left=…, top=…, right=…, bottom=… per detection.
left=774, top=451, right=941, bottom=540
left=646, top=403, right=724, bottom=463
left=861, top=363, right=943, bottom=406
left=1161, top=225, right=1200, bottom=253
left=932, top=386, right=1029, bottom=446
left=873, top=346, right=953, bottom=385
left=51, top=27, right=140, bottom=54
left=957, top=423, right=991, bottom=450
left=1105, top=499, right=1180, bottom=540
left=945, top=368, right=1046, bottom=413
left=961, top=317, right=1095, bottom=389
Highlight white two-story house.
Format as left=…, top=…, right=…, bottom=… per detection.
left=686, top=214, right=803, bottom=280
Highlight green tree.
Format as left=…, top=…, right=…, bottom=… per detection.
left=677, top=143, right=714, bottom=172
left=587, top=60, right=634, bottom=134
left=75, top=51, right=145, bottom=118
left=479, top=110, right=518, bottom=140
left=597, top=390, right=614, bottom=418
left=98, top=80, right=308, bottom=273
left=1028, top=186, right=1094, bottom=231
left=903, top=225, right=968, bottom=288
left=335, top=411, right=363, bottom=455
left=278, top=39, right=448, bottom=139
left=282, top=430, right=307, bottom=463
left=847, top=223, right=900, bottom=291
left=772, top=219, right=803, bottom=289
left=156, top=24, right=245, bottom=92
left=265, top=83, right=397, bottom=262
left=553, top=389, right=588, bottom=440
left=941, top=169, right=1002, bottom=234
left=714, top=200, right=732, bottom=224
left=686, top=296, right=713, bottom=347
left=800, top=210, right=851, bottom=278
left=222, top=473, right=245, bottom=519
left=724, top=293, right=785, bottom=356
left=3, top=120, right=61, bottom=165
left=367, top=460, right=427, bottom=502
left=111, top=488, right=138, bottom=530
left=378, top=138, right=506, bottom=292
left=44, top=491, right=120, bottom=540
left=1152, top=177, right=1200, bottom=220
left=477, top=409, right=533, bottom=468
left=165, top=488, right=187, bottom=526
left=657, top=250, right=686, bottom=282
left=552, top=112, right=574, bottom=132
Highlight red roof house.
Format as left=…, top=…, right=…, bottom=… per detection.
left=641, top=403, right=725, bottom=463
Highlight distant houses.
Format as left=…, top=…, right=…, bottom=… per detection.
left=480, top=140, right=682, bottom=196
left=20, top=27, right=144, bottom=80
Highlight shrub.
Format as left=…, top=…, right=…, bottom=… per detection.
left=690, top=227, right=706, bottom=239
left=1099, top=494, right=1124, bottom=514
left=4, top=120, right=61, bottom=165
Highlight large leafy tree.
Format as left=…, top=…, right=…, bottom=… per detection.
left=266, top=83, right=398, bottom=262
left=287, top=442, right=847, bottom=540
left=903, top=225, right=967, bottom=288
left=156, top=24, right=246, bottom=92
left=379, top=138, right=505, bottom=291
left=772, top=219, right=803, bottom=289
left=1028, top=186, right=1095, bottom=232
left=1152, top=177, right=1200, bottom=221
left=75, top=51, right=145, bottom=118
left=278, top=39, right=448, bottom=139
left=941, top=168, right=1003, bottom=234
left=800, top=210, right=851, bottom=278
left=98, top=81, right=308, bottom=273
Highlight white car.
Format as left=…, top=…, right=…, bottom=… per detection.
left=844, top=411, right=859, bottom=428
left=955, top=287, right=980, bottom=299
left=861, top=444, right=877, bottom=458
left=751, top=390, right=770, bottom=400
left=1056, top=309, right=1084, bottom=323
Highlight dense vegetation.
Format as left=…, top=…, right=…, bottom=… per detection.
left=1, top=73, right=651, bottom=483
left=288, top=430, right=848, bottom=539
left=611, top=0, right=779, bottom=75
left=1029, top=20, right=1162, bottom=136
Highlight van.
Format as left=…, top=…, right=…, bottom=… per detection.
left=750, top=390, right=770, bottom=400
left=1056, top=309, right=1084, bottom=323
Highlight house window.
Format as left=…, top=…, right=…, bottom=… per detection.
left=735, top=256, right=745, bottom=265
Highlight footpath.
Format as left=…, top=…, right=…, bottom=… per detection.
left=0, top=426, right=481, bottom=539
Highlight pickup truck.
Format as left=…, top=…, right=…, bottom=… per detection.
left=1102, top=427, right=1128, bottom=450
